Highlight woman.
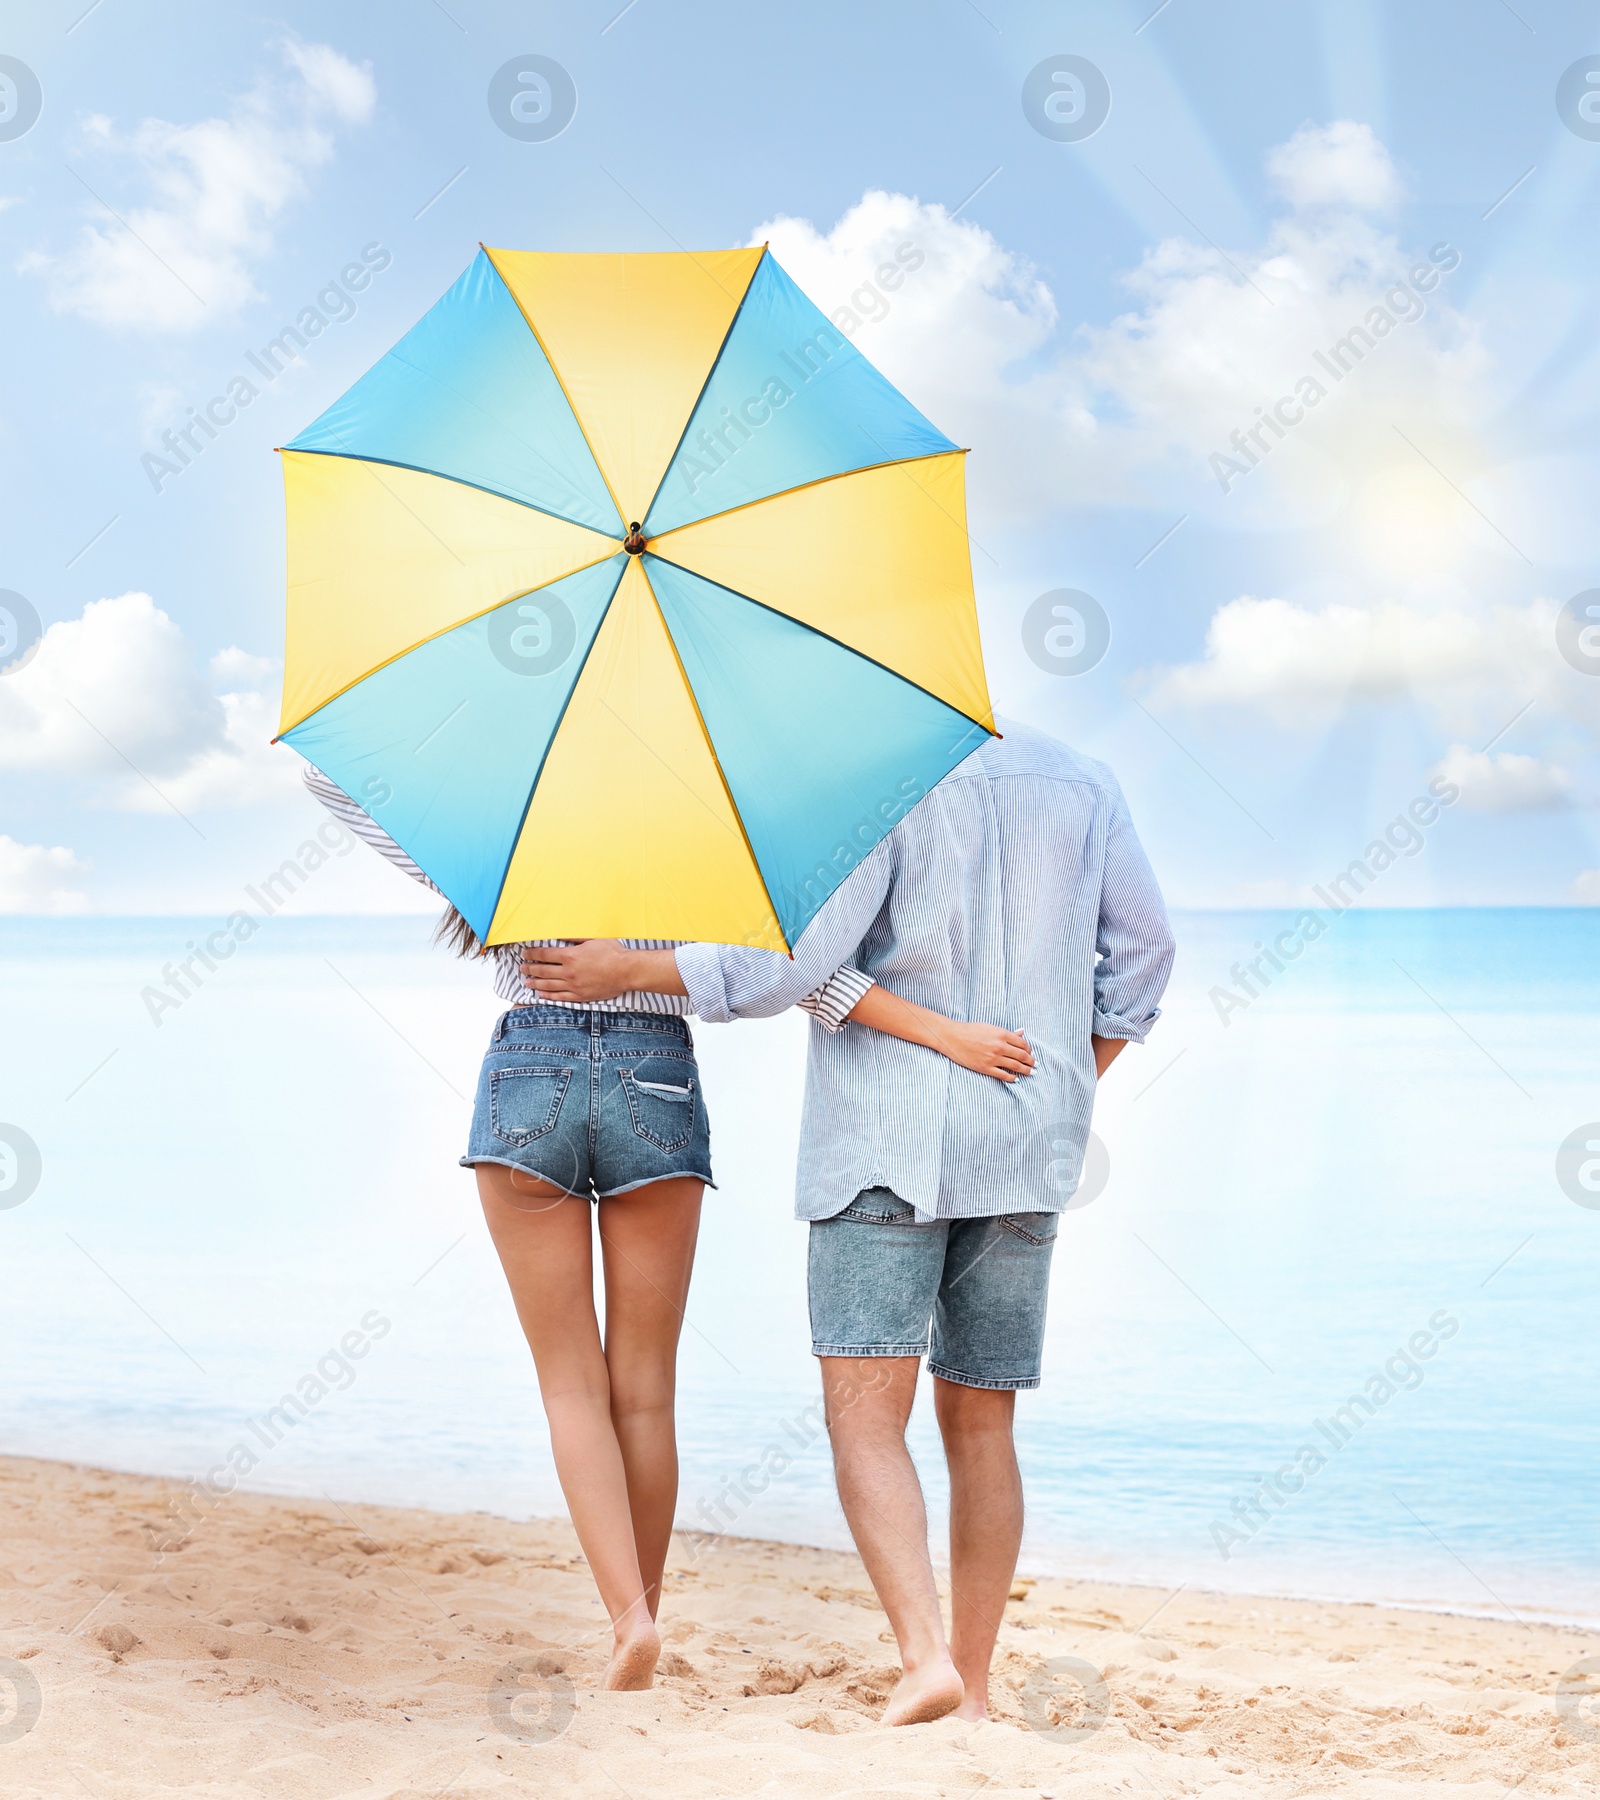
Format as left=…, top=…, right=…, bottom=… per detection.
left=305, top=764, right=1032, bottom=1689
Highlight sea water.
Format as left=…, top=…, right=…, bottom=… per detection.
left=2, top=911, right=1595, bottom=1622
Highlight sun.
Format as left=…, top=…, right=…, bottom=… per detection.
left=1345, top=455, right=1484, bottom=584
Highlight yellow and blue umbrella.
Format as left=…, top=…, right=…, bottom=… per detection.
left=276, top=245, right=994, bottom=950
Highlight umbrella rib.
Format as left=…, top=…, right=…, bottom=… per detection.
left=283, top=444, right=621, bottom=541
left=278, top=550, right=624, bottom=738
left=481, top=559, right=631, bottom=945
left=380, top=338, right=626, bottom=532
left=650, top=447, right=973, bottom=545
left=631, top=560, right=789, bottom=951
left=853, top=430, right=999, bottom=570
left=640, top=246, right=768, bottom=531
left=647, top=564, right=986, bottom=952
left=644, top=551, right=994, bottom=735
left=335, top=452, right=467, bottom=567
left=481, top=245, right=633, bottom=535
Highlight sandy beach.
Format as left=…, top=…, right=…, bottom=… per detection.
left=1, top=1454, right=1594, bottom=1798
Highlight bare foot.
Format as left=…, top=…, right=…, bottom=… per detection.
left=603, top=1623, right=660, bottom=1691
left=881, top=1658, right=964, bottom=1726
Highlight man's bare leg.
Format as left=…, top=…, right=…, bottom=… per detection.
left=935, top=1377, right=1023, bottom=1720
left=820, top=1356, right=964, bottom=1725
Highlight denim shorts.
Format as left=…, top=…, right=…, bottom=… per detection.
left=807, top=1188, right=1058, bottom=1390
left=462, top=1007, right=713, bottom=1200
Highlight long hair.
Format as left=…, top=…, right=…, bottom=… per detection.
left=434, top=903, right=486, bottom=959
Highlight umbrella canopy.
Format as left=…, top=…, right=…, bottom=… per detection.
left=277, top=245, right=994, bottom=950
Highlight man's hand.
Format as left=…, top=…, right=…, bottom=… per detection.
left=520, top=940, right=687, bottom=1003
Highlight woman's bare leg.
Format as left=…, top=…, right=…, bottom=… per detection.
left=477, top=1166, right=703, bottom=1687
left=477, top=1166, right=659, bottom=1686
left=597, top=1177, right=703, bottom=1618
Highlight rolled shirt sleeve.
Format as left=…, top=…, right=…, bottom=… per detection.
left=796, top=964, right=876, bottom=1032
left=676, top=837, right=896, bottom=1024
left=1092, top=779, right=1176, bottom=1042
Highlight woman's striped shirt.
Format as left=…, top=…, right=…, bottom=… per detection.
left=303, top=766, right=867, bottom=1027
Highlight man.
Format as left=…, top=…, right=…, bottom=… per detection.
left=524, top=718, right=1175, bottom=1725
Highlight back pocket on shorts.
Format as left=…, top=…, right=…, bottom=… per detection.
left=618, top=1067, right=697, bottom=1153
left=489, top=1065, right=572, bottom=1147
left=1000, top=1211, right=1060, bottom=1247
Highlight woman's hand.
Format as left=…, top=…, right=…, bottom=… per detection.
left=928, top=1019, right=1035, bottom=1082
left=844, top=983, right=1034, bottom=1081
left=520, top=940, right=686, bottom=1002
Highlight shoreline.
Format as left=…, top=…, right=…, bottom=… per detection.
left=18, top=1447, right=1596, bottom=1636
left=4, top=1452, right=1596, bottom=1796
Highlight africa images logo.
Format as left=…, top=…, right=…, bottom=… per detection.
left=488, top=56, right=577, bottom=142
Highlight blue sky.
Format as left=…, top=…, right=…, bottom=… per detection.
left=4, top=0, right=1600, bottom=915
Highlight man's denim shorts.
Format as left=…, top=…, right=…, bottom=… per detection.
left=807, top=1188, right=1058, bottom=1390
left=462, top=1007, right=713, bottom=1200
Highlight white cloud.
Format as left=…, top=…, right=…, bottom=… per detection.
left=0, top=837, right=92, bottom=914
left=1266, top=121, right=1403, bottom=212
left=23, top=41, right=374, bottom=332
left=754, top=188, right=1058, bottom=377
left=1136, top=589, right=1600, bottom=819
left=748, top=133, right=1599, bottom=885
left=1140, top=595, right=1565, bottom=733
left=282, top=40, right=377, bottom=122
left=752, top=188, right=1064, bottom=526
left=126, top=688, right=295, bottom=813
left=209, top=646, right=276, bottom=687
left=0, top=592, right=298, bottom=810
left=0, top=592, right=220, bottom=775
left=1430, top=745, right=1580, bottom=814
left=1064, top=202, right=1480, bottom=543
left=753, top=125, right=1482, bottom=541
left=1572, top=871, right=1600, bottom=903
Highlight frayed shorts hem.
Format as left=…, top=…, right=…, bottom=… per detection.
left=460, top=1155, right=585, bottom=1200
left=597, top=1169, right=715, bottom=1198
left=461, top=1155, right=715, bottom=1200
